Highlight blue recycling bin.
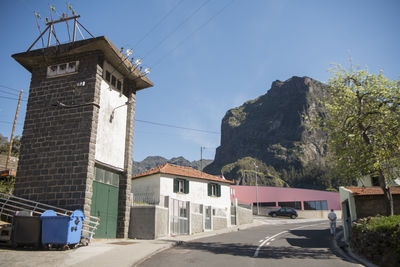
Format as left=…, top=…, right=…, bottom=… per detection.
left=41, top=210, right=85, bottom=245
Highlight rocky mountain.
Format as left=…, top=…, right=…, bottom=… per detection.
left=132, top=156, right=212, bottom=176
left=204, top=76, right=344, bottom=190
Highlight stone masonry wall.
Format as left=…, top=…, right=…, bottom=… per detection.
left=14, top=52, right=101, bottom=215
left=237, top=206, right=253, bottom=225
left=117, top=83, right=136, bottom=238
left=212, top=216, right=228, bottom=230
left=355, top=194, right=400, bottom=218
left=191, top=213, right=203, bottom=234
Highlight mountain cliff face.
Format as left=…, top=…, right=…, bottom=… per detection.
left=204, top=76, right=339, bottom=190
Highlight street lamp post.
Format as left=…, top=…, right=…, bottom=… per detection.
left=254, top=162, right=259, bottom=215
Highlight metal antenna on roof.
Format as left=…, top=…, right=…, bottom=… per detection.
left=27, top=10, right=94, bottom=51
left=33, top=11, right=45, bottom=48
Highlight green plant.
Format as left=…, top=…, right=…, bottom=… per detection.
left=308, top=63, right=400, bottom=215
left=0, top=175, right=15, bottom=194
left=351, top=215, right=400, bottom=267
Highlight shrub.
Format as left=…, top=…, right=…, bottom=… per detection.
left=351, top=215, right=400, bottom=267
left=0, top=175, right=15, bottom=194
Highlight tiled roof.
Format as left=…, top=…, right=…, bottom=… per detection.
left=132, top=163, right=234, bottom=184
left=346, top=186, right=400, bottom=196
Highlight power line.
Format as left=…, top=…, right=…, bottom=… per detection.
left=0, top=85, right=27, bottom=93
left=0, top=96, right=28, bottom=102
left=0, top=118, right=220, bottom=135
left=0, top=89, right=20, bottom=97
left=132, top=0, right=185, bottom=50
left=142, top=0, right=211, bottom=60
left=152, top=0, right=235, bottom=69
left=135, top=119, right=220, bottom=134
left=0, top=120, right=23, bottom=125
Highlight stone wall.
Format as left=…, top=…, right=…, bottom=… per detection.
left=14, top=52, right=101, bottom=215
left=237, top=206, right=253, bottom=225
left=155, top=205, right=169, bottom=239
left=212, top=216, right=227, bottom=230
left=297, top=210, right=342, bottom=219
left=191, top=213, right=203, bottom=234
left=117, top=87, right=136, bottom=238
left=129, top=206, right=156, bottom=239
left=355, top=194, right=400, bottom=218
left=129, top=205, right=168, bottom=239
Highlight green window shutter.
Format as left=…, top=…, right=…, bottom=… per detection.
left=217, top=184, right=221, bottom=197
left=208, top=183, right=212, bottom=196
left=184, top=180, right=189, bottom=194
left=173, top=178, right=178, bottom=193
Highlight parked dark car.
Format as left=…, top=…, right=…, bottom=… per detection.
left=268, top=207, right=298, bottom=219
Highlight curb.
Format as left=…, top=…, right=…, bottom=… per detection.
left=132, top=242, right=177, bottom=267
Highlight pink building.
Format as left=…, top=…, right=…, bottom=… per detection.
left=231, top=185, right=341, bottom=211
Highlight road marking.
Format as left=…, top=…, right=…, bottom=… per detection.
left=254, top=231, right=287, bottom=257
left=259, top=239, right=263, bottom=243
left=253, top=222, right=327, bottom=258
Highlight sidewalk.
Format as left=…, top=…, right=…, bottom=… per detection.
left=0, top=220, right=263, bottom=267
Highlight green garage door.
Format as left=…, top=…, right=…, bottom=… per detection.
left=91, top=166, right=120, bottom=238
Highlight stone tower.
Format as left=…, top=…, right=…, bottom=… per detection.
left=12, top=36, right=153, bottom=238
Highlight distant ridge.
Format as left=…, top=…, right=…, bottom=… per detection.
left=132, top=156, right=212, bottom=176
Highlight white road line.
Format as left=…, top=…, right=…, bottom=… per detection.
left=254, top=231, right=288, bottom=257
left=253, top=222, right=327, bottom=258
left=259, top=239, right=263, bottom=243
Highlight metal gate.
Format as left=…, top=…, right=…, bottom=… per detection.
left=205, top=206, right=212, bottom=230
left=90, top=165, right=120, bottom=238
left=231, top=206, right=237, bottom=225
left=91, top=181, right=119, bottom=238
left=170, top=198, right=188, bottom=235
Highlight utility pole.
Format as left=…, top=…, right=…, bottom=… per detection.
left=200, top=146, right=204, bottom=171
left=6, top=90, right=23, bottom=170
left=254, top=162, right=259, bottom=215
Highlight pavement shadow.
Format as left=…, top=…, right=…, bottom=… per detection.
left=286, top=229, right=330, bottom=248
left=175, top=227, right=356, bottom=263
left=177, top=241, right=334, bottom=260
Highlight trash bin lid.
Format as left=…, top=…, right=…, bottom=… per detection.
left=71, top=209, right=85, bottom=220
left=41, top=210, right=57, bottom=217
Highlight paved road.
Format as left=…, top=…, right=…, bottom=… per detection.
left=138, top=219, right=362, bottom=267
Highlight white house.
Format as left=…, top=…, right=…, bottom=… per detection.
left=130, top=163, right=235, bottom=238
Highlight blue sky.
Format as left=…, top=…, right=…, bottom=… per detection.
left=0, top=0, right=399, bottom=162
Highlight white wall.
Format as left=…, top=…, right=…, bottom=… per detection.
left=339, top=186, right=357, bottom=242
left=95, top=79, right=127, bottom=169
left=159, top=174, right=231, bottom=209
left=131, top=174, right=161, bottom=196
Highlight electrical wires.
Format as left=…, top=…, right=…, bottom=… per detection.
left=135, top=119, right=220, bottom=134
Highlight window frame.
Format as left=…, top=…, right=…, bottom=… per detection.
left=208, top=183, right=221, bottom=197
left=102, top=61, right=124, bottom=92
left=47, top=61, right=79, bottom=78
left=173, top=178, right=189, bottom=194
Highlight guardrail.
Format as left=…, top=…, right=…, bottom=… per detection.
left=0, top=193, right=100, bottom=241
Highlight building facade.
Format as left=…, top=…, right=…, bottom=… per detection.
left=12, top=36, right=153, bottom=238
left=339, top=186, right=400, bottom=241
left=231, top=185, right=341, bottom=213
left=130, top=164, right=236, bottom=238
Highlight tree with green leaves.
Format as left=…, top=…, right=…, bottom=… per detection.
left=311, top=64, right=400, bottom=215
